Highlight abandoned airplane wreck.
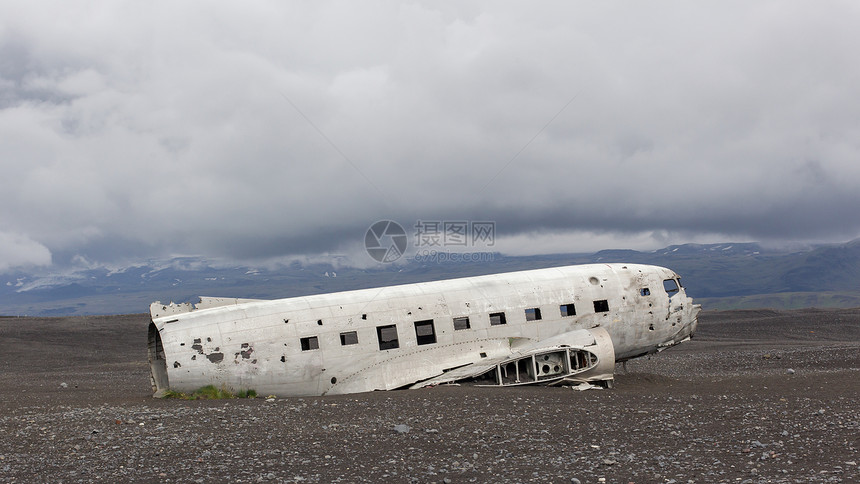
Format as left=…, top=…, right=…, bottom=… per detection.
left=148, top=263, right=700, bottom=397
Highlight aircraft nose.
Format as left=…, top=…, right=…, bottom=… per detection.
left=688, top=303, right=702, bottom=338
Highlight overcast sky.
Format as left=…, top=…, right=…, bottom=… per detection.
left=2, top=1, right=859, bottom=272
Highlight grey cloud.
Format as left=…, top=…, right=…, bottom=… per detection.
left=1, top=1, right=859, bottom=271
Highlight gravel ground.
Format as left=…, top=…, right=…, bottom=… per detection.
left=1, top=308, right=858, bottom=483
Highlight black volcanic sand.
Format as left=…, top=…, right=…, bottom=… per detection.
left=1, top=309, right=858, bottom=483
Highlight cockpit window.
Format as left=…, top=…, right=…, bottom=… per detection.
left=663, top=279, right=679, bottom=298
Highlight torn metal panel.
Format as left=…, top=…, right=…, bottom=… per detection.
left=410, top=327, right=615, bottom=389
left=150, top=297, right=265, bottom=319
left=147, top=263, right=700, bottom=397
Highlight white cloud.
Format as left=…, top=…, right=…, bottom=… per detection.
left=0, top=232, right=52, bottom=271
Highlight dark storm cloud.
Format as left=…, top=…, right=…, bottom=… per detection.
left=1, top=1, right=859, bottom=270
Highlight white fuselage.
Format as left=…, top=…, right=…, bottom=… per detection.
left=148, top=263, right=699, bottom=397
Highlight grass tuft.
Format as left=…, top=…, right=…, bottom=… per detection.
left=161, top=385, right=257, bottom=400
left=193, top=384, right=234, bottom=399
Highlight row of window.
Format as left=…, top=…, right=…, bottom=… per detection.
left=293, top=280, right=681, bottom=354
left=297, top=299, right=612, bottom=353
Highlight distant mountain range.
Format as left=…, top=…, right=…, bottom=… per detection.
left=3, top=239, right=860, bottom=316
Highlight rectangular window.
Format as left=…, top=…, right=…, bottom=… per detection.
left=640, top=288, right=650, bottom=296
left=489, top=312, right=507, bottom=326
left=339, top=331, right=358, bottom=346
left=300, top=336, right=319, bottom=351
left=376, top=325, right=399, bottom=350
left=593, top=300, right=609, bottom=313
left=525, top=307, right=542, bottom=321
left=560, top=303, right=576, bottom=317
left=414, top=319, right=437, bottom=345
left=453, top=316, right=471, bottom=330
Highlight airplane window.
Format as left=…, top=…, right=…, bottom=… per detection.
left=640, top=288, right=650, bottom=296
left=489, top=312, right=507, bottom=326
left=593, top=300, right=609, bottom=313
left=376, top=325, right=400, bottom=350
left=414, top=319, right=437, bottom=345
left=559, top=303, right=576, bottom=317
left=300, top=336, right=319, bottom=351
left=340, top=331, right=358, bottom=346
left=663, top=279, right=679, bottom=298
left=453, top=316, right=471, bottom=330
left=525, top=308, right=542, bottom=321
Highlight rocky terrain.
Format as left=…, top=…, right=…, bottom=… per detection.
left=1, top=308, right=858, bottom=483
